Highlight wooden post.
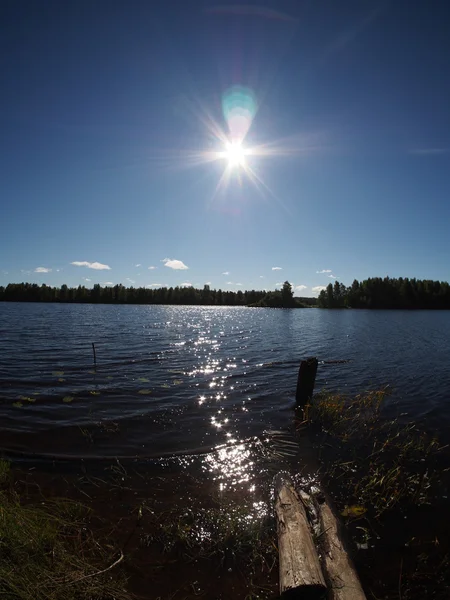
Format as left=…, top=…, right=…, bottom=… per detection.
left=317, top=497, right=366, bottom=600
left=274, top=473, right=327, bottom=598
left=92, top=342, right=97, bottom=368
left=296, top=357, right=318, bottom=408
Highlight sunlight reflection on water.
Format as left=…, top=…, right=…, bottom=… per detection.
left=203, top=439, right=257, bottom=492
left=2, top=304, right=450, bottom=477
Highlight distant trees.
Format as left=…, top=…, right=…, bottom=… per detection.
left=250, top=281, right=305, bottom=308
left=0, top=282, right=267, bottom=306
left=3, top=277, right=450, bottom=309
left=281, top=281, right=295, bottom=307
left=0, top=281, right=313, bottom=308
left=317, top=277, right=450, bottom=309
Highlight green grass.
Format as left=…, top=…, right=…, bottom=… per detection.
left=303, top=389, right=450, bottom=599
left=0, top=462, right=131, bottom=600
left=0, top=458, right=10, bottom=485
left=304, top=389, right=442, bottom=517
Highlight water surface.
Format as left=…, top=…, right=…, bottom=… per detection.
left=1, top=303, right=449, bottom=481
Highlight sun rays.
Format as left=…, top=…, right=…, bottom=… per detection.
left=155, top=85, right=319, bottom=211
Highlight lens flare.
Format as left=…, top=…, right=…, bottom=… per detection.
left=150, top=84, right=319, bottom=213
left=222, top=86, right=258, bottom=144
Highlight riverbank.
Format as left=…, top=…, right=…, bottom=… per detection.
left=2, top=389, right=449, bottom=599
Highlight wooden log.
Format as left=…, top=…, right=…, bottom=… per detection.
left=296, top=357, right=318, bottom=408
left=317, top=497, right=366, bottom=600
left=274, top=474, right=327, bottom=598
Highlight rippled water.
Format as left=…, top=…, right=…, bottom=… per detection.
left=1, top=303, right=450, bottom=488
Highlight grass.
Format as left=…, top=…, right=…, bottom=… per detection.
left=140, top=495, right=278, bottom=599
left=304, top=389, right=443, bottom=517
left=303, top=389, right=450, bottom=599
left=0, top=460, right=131, bottom=600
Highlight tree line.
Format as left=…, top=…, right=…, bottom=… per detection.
left=317, top=277, right=450, bottom=309
left=3, top=278, right=449, bottom=308
left=0, top=281, right=315, bottom=307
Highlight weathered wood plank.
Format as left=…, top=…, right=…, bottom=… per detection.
left=296, top=357, right=318, bottom=408
left=274, top=474, right=327, bottom=598
left=318, top=498, right=367, bottom=600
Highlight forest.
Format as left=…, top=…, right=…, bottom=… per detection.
left=2, top=277, right=450, bottom=309
left=317, top=277, right=450, bottom=309
left=0, top=281, right=313, bottom=308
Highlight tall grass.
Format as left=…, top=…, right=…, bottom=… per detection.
left=0, top=460, right=130, bottom=600
left=304, top=390, right=450, bottom=599
left=305, top=389, right=442, bottom=516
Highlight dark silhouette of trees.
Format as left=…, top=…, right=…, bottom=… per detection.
left=0, top=282, right=265, bottom=306
left=3, top=277, right=449, bottom=309
left=317, top=277, right=450, bottom=309
left=0, top=281, right=315, bottom=308
left=281, top=281, right=295, bottom=307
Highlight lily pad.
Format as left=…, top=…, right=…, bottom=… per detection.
left=12, top=402, right=23, bottom=408
left=341, top=505, right=366, bottom=518
left=58, top=378, right=66, bottom=383
left=172, top=379, right=183, bottom=386
left=88, top=370, right=97, bottom=375
left=161, top=383, right=170, bottom=389
left=138, top=377, right=150, bottom=383
left=19, top=395, right=34, bottom=402
left=138, top=389, right=152, bottom=395
left=90, top=391, right=101, bottom=396
left=52, top=371, right=64, bottom=376
left=62, top=396, right=74, bottom=403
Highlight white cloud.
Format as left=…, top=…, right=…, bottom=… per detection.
left=102, top=282, right=114, bottom=285
left=148, top=266, right=157, bottom=270
left=21, top=269, right=31, bottom=275
left=204, top=281, right=211, bottom=285
left=272, top=267, right=282, bottom=271
left=275, top=282, right=283, bottom=287
left=312, top=286, right=326, bottom=294
left=295, top=285, right=308, bottom=292
left=2, top=270, right=9, bottom=275
left=328, top=274, right=337, bottom=279
left=409, top=148, right=449, bottom=155
left=82, top=277, right=91, bottom=282
left=162, top=258, right=188, bottom=270
left=147, top=283, right=162, bottom=288
left=316, top=269, right=332, bottom=274
left=71, top=261, right=111, bottom=270
left=226, top=281, right=233, bottom=285
left=180, top=282, right=192, bottom=287
left=34, top=267, right=52, bottom=273
left=259, top=275, right=264, bottom=278
left=236, top=283, right=243, bottom=286
left=135, top=264, right=141, bottom=267
left=222, top=271, right=230, bottom=275
left=126, top=278, right=136, bottom=285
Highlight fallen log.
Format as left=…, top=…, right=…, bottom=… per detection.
left=274, top=474, right=327, bottom=598
left=317, top=497, right=366, bottom=600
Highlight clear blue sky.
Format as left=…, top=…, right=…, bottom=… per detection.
left=1, top=0, right=450, bottom=296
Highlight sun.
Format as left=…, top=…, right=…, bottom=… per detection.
left=223, top=141, right=247, bottom=168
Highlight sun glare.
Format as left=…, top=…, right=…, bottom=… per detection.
left=224, top=142, right=247, bottom=167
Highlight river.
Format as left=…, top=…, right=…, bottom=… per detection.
left=1, top=303, right=449, bottom=470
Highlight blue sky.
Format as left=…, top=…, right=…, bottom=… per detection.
left=1, top=0, right=450, bottom=296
